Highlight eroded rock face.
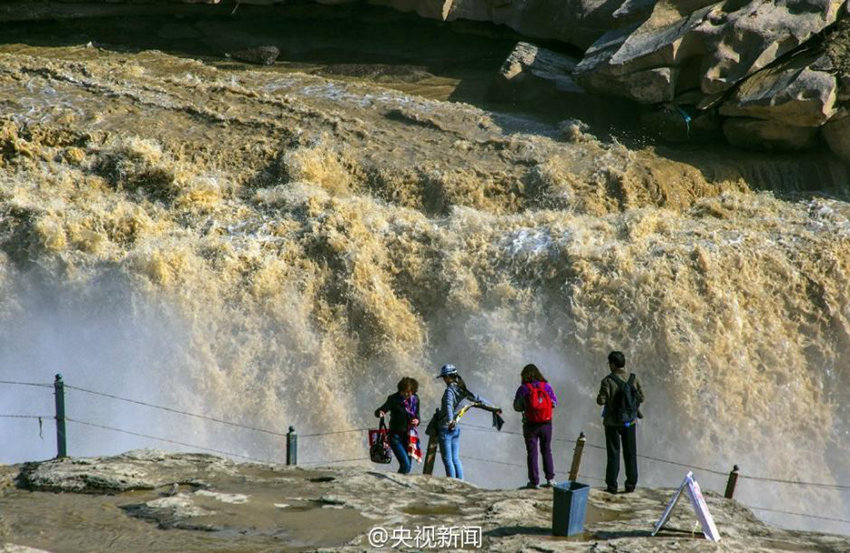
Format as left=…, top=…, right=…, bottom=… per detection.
left=2, top=0, right=849, bottom=157
left=696, top=0, right=845, bottom=95
left=575, top=0, right=846, bottom=101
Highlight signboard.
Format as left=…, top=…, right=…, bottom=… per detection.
left=652, top=471, right=721, bottom=542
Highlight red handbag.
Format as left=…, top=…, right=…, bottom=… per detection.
left=369, top=417, right=392, bottom=464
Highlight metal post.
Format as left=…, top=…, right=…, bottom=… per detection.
left=724, top=465, right=739, bottom=499
left=568, top=431, right=586, bottom=482
left=286, top=426, right=297, bottom=466
left=53, top=374, right=67, bottom=458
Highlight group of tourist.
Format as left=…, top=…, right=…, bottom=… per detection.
left=374, top=350, right=645, bottom=493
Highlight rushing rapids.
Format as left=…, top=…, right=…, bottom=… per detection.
left=0, top=9, right=848, bottom=536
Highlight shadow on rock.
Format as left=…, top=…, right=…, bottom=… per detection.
left=593, top=528, right=657, bottom=539
left=485, top=525, right=551, bottom=537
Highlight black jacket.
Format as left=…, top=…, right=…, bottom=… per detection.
left=375, top=393, right=419, bottom=436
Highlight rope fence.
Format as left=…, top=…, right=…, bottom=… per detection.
left=0, top=380, right=52, bottom=388
left=747, top=506, right=850, bottom=524
left=463, top=422, right=849, bottom=490
left=65, top=384, right=369, bottom=439
left=1, top=377, right=849, bottom=528
left=66, top=417, right=274, bottom=464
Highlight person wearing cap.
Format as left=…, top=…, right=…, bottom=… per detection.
left=434, top=364, right=498, bottom=479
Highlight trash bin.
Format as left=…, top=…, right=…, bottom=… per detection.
left=552, top=481, right=589, bottom=536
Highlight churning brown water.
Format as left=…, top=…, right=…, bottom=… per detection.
left=0, top=6, right=848, bottom=538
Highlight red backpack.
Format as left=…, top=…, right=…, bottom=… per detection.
left=525, top=382, right=553, bottom=423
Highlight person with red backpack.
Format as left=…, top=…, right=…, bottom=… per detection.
left=513, top=363, right=559, bottom=489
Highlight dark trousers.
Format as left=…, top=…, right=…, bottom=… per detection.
left=523, top=421, right=555, bottom=485
left=604, top=423, right=637, bottom=491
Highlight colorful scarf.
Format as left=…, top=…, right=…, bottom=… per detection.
left=404, top=394, right=422, bottom=463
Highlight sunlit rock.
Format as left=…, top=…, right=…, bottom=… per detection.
left=695, top=0, right=845, bottom=95
left=720, top=53, right=838, bottom=127
left=574, top=0, right=845, bottom=103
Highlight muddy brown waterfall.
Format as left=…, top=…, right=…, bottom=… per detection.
left=0, top=5, right=848, bottom=537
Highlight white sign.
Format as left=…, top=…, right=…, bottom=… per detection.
left=652, top=471, right=721, bottom=542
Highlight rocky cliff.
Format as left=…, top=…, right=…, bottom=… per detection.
left=1, top=451, right=849, bottom=552
left=2, top=0, right=849, bottom=158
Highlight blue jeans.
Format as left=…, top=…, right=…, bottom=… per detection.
left=389, top=433, right=412, bottom=474
left=438, top=426, right=463, bottom=479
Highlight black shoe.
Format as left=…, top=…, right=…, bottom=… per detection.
left=521, top=482, right=540, bottom=490
left=605, top=487, right=618, bottom=494
left=624, top=487, right=635, bottom=493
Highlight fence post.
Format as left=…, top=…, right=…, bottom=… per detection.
left=724, top=465, right=739, bottom=499
left=286, top=426, right=297, bottom=466
left=53, top=374, right=67, bottom=459
left=568, top=431, right=586, bottom=482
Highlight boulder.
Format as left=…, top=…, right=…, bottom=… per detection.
left=491, top=41, right=641, bottom=127
left=491, top=41, right=582, bottom=102
left=722, top=117, right=819, bottom=151
left=694, top=0, right=846, bottom=95
left=228, top=45, right=280, bottom=65
left=719, top=53, right=838, bottom=127
left=573, top=4, right=715, bottom=101
left=575, top=0, right=845, bottom=104
left=823, top=109, right=850, bottom=161
left=17, top=450, right=238, bottom=493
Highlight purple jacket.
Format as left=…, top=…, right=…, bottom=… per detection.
left=513, top=381, right=558, bottom=421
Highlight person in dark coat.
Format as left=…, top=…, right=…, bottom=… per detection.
left=596, top=351, right=645, bottom=493
left=375, top=377, right=420, bottom=474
